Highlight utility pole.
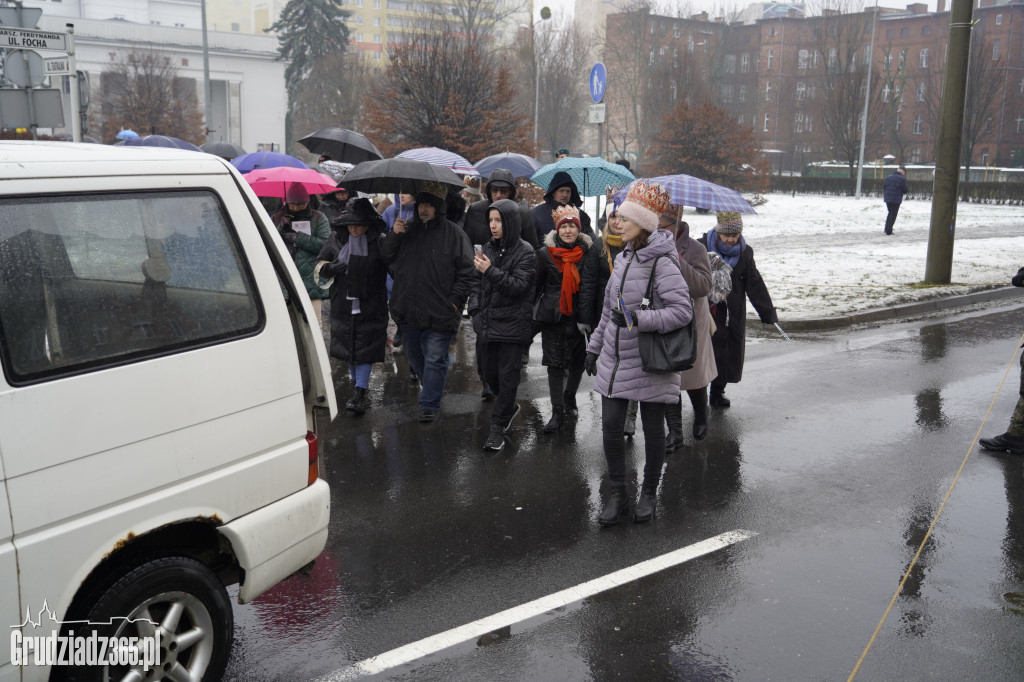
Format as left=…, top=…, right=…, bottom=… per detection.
left=855, top=0, right=879, bottom=199
left=201, top=0, right=213, bottom=140
left=924, top=0, right=974, bottom=283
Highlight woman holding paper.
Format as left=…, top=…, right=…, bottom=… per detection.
left=272, top=183, right=331, bottom=323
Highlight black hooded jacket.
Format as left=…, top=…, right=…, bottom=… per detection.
left=467, top=198, right=537, bottom=345
left=529, top=170, right=592, bottom=242
left=463, top=169, right=538, bottom=248
left=380, top=193, right=475, bottom=334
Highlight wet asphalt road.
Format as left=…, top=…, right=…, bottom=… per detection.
left=224, top=301, right=1024, bottom=681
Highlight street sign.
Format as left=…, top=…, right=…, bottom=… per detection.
left=588, top=103, right=606, bottom=124
left=589, top=62, right=606, bottom=103
left=0, top=26, right=67, bottom=51
left=43, top=56, right=70, bottom=76
left=0, top=89, right=64, bottom=128
left=0, top=7, right=42, bottom=29
left=3, top=49, right=44, bottom=87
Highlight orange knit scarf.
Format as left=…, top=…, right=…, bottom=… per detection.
left=548, top=245, right=584, bottom=316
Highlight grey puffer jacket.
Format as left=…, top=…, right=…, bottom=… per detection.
left=587, top=229, right=693, bottom=403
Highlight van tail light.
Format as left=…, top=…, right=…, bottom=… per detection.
left=306, top=431, right=319, bottom=486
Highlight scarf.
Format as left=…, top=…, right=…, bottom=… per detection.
left=336, top=233, right=369, bottom=313
left=604, top=233, right=623, bottom=272
left=707, top=229, right=745, bottom=268
left=548, top=245, right=584, bottom=316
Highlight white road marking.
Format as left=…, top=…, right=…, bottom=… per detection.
left=321, top=529, right=757, bottom=680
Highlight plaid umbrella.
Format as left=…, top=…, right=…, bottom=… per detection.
left=530, top=157, right=636, bottom=197
left=396, top=147, right=477, bottom=174
left=613, top=174, right=756, bottom=214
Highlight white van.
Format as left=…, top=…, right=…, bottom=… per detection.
left=0, top=142, right=338, bottom=682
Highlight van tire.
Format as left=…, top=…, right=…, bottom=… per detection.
left=53, top=556, right=233, bottom=682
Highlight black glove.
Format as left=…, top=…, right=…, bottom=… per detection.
left=610, top=308, right=637, bottom=328
left=1012, top=267, right=1024, bottom=288
left=584, top=352, right=599, bottom=376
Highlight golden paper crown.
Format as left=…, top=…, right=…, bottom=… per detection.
left=552, top=204, right=581, bottom=227
left=624, top=181, right=671, bottom=217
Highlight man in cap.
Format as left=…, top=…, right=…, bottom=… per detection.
left=530, top=171, right=593, bottom=244
left=380, top=180, right=476, bottom=423
left=556, top=148, right=570, bottom=160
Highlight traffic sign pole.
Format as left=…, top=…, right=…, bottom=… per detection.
left=67, top=24, right=80, bottom=142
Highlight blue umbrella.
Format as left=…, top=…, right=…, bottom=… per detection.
left=115, top=129, right=139, bottom=140
left=122, top=135, right=201, bottom=151
left=230, top=151, right=311, bottom=172
left=530, top=157, right=636, bottom=197
left=474, top=152, right=543, bottom=179
left=612, top=174, right=756, bottom=214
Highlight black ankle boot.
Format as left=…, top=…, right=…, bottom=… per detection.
left=598, top=485, right=631, bottom=526
left=690, top=387, right=708, bottom=440
left=633, top=484, right=658, bottom=523
left=665, top=395, right=684, bottom=453
left=563, top=392, right=579, bottom=418
left=543, top=406, right=564, bottom=433
left=709, top=385, right=730, bottom=407
left=346, top=387, right=370, bottom=414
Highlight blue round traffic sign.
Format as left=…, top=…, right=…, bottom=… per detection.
left=589, top=62, right=606, bottom=103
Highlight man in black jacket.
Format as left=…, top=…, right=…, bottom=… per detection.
left=463, top=168, right=538, bottom=248
left=380, top=181, right=475, bottom=423
left=882, top=166, right=909, bottom=235
left=468, top=199, right=537, bottom=451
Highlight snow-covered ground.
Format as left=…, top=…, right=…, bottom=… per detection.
left=677, top=192, right=1024, bottom=320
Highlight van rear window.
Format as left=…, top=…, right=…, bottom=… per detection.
left=0, top=190, right=263, bottom=384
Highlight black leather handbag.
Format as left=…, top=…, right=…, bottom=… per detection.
left=638, top=255, right=697, bottom=373
left=532, top=291, right=562, bottom=324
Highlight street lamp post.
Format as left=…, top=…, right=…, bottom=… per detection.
left=855, top=0, right=879, bottom=199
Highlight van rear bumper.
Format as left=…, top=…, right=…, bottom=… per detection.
left=218, top=479, right=330, bottom=603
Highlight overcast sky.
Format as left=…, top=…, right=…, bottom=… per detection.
left=536, top=0, right=945, bottom=23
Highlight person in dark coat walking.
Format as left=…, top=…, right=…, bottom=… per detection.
left=314, top=198, right=389, bottom=414
left=530, top=171, right=593, bottom=243
left=702, top=212, right=777, bottom=408
left=534, top=204, right=601, bottom=433
left=318, top=186, right=353, bottom=228
left=979, top=267, right=1024, bottom=454
left=882, top=166, right=909, bottom=235
left=467, top=199, right=537, bottom=451
left=380, top=181, right=475, bottom=423
left=464, top=168, right=538, bottom=248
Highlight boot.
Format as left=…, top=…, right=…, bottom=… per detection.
left=346, top=387, right=370, bottom=415
left=665, top=395, right=684, bottom=453
left=483, top=424, right=505, bottom=452
left=690, top=387, right=708, bottom=441
left=623, top=400, right=638, bottom=438
left=633, top=482, right=658, bottom=523
left=598, top=484, right=631, bottom=527
left=563, top=392, right=579, bottom=418
left=979, top=432, right=1024, bottom=455
left=543, top=406, right=564, bottom=434
left=709, top=384, right=730, bottom=408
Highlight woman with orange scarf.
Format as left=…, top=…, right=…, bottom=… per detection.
left=533, top=205, right=601, bottom=433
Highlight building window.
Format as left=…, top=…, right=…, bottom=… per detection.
left=231, top=22, right=239, bottom=31
left=738, top=115, right=745, bottom=125
left=373, top=33, right=380, bottom=42
left=688, top=34, right=694, bottom=54
left=181, top=58, right=188, bottom=66
left=882, top=82, right=891, bottom=102
left=765, top=80, right=772, bottom=101
left=724, top=55, right=736, bottom=73
left=913, top=115, right=922, bottom=134
left=982, top=151, right=989, bottom=165
left=884, top=52, right=892, bottom=71
left=910, top=147, right=921, bottom=163
left=920, top=48, right=929, bottom=68
left=356, top=0, right=363, bottom=5
left=993, top=40, right=1000, bottom=60
left=739, top=85, right=747, bottom=102
left=806, top=114, right=813, bottom=132
left=720, top=84, right=734, bottom=104
left=794, top=113, right=804, bottom=133
left=150, top=20, right=160, bottom=25
left=886, top=29, right=894, bottom=39
left=923, top=25, right=932, bottom=36
left=796, top=81, right=806, bottom=100
left=1017, top=115, right=1024, bottom=134
left=356, top=32, right=363, bottom=41
left=985, top=117, right=993, bottom=134
left=900, top=27, right=909, bottom=38
left=996, top=14, right=1003, bottom=25
left=898, top=49, right=906, bottom=69
left=356, top=15, right=363, bottom=24
left=798, top=49, right=808, bottom=69
left=741, top=53, right=750, bottom=72
left=373, top=17, right=380, bottom=26
left=673, top=24, right=679, bottom=38
left=880, top=116, right=887, bottom=133
left=174, top=22, right=184, bottom=27
left=770, top=25, right=776, bottom=37
left=764, top=114, right=770, bottom=132
left=895, top=115, right=902, bottom=133
left=916, top=81, right=926, bottom=101
left=767, top=49, right=774, bottom=69
left=670, top=81, right=677, bottom=100
left=673, top=48, right=678, bottom=68
left=828, top=48, right=838, bottom=71
left=659, top=46, right=667, bottom=64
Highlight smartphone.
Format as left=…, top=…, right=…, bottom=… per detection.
left=474, top=245, right=483, bottom=255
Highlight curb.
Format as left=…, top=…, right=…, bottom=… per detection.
left=782, top=286, right=1024, bottom=332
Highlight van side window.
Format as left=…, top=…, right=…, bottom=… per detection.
left=0, top=190, right=263, bottom=384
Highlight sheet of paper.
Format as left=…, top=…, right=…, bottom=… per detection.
left=292, top=220, right=311, bottom=235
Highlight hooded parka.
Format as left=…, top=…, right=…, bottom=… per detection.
left=673, top=222, right=717, bottom=390
left=530, top=171, right=593, bottom=242
left=464, top=169, right=538, bottom=247
left=467, top=199, right=537, bottom=345
left=587, top=230, right=693, bottom=403
left=316, top=224, right=389, bottom=364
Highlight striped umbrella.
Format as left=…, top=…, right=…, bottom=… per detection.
left=396, top=147, right=477, bottom=175
left=231, top=151, right=311, bottom=172
left=613, top=174, right=756, bottom=214
left=530, top=157, right=636, bottom=197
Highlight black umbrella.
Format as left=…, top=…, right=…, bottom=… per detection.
left=200, top=141, right=247, bottom=160
left=340, top=158, right=465, bottom=195
left=297, top=127, right=383, bottom=164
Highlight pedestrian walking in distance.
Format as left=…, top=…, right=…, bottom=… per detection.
left=979, top=267, right=1024, bottom=455
left=883, top=166, right=909, bottom=236
left=467, top=199, right=537, bottom=452
left=586, top=181, right=693, bottom=526
left=314, top=198, right=389, bottom=415
left=702, top=212, right=777, bottom=408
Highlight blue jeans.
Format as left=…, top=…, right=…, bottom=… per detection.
left=400, top=326, right=454, bottom=411
left=349, top=363, right=372, bottom=389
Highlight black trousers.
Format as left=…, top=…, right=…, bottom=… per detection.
left=481, top=341, right=527, bottom=426
left=601, top=396, right=667, bottom=490
left=884, top=202, right=901, bottom=234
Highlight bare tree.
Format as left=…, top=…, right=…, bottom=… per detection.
left=98, top=48, right=205, bottom=143
left=879, top=43, right=909, bottom=163
left=961, top=31, right=1005, bottom=173
left=446, top=0, right=530, bottom=46
left=530, top=18, right=592, bottom=159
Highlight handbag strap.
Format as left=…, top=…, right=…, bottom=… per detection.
left=641, top=255, right=665, bottom=310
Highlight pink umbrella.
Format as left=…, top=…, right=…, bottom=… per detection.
left=244, top=166, right=340, bottom=199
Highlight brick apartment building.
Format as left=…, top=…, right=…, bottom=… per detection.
left=604, top=0, right=1024, bottom=174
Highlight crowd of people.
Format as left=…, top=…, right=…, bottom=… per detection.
left=280, top=163, right=778, bottom=526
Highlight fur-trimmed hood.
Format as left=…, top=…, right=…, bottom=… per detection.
left=543, top=230, right=593, bottom=249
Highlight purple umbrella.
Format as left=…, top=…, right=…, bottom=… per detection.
left=121, top=135, right=201, bottom=151
left=396, top=147, right=476, bottom=175
left=231, top=151, right=311, bottom=172
left=613, top=174, right=756, bottom=214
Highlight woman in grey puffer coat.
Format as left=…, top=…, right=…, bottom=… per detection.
left=585, top=182, right=692, bottom=527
